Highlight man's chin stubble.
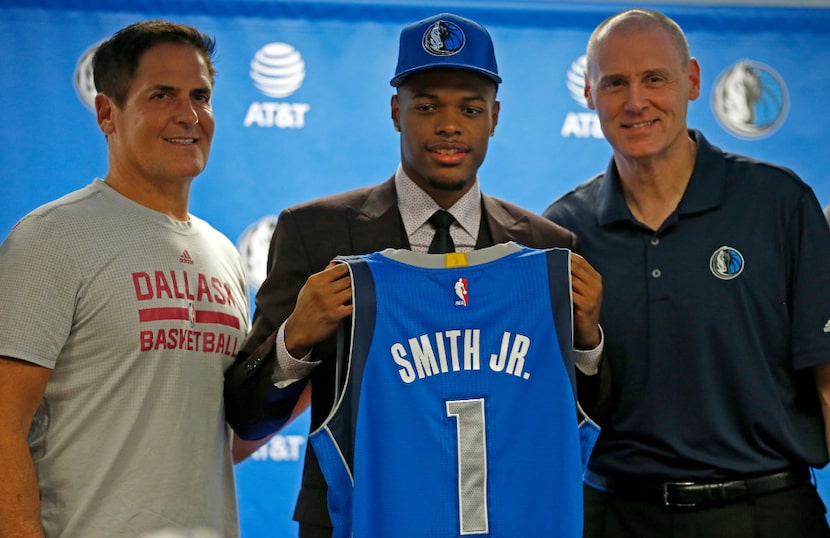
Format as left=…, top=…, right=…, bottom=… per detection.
left=428, top=179, right=467, bottom=191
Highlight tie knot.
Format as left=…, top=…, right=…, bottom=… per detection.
left=429, top=210, right=455, bottom=231
left=427, top=210, right=456, bottom=254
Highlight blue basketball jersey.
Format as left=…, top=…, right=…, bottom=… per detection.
left=310, top=243, right=584, bottom=537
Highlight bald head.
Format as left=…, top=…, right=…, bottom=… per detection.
left=586, top=9, right=690, bottom=83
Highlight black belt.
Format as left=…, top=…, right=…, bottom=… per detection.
left=584, top=467, right=810, bottom=509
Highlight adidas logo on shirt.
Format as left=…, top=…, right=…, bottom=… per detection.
left=179, top=250, right=194, bottom=265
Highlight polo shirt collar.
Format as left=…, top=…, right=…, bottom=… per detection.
left=677, top=130, right=725, bottom=216
left=596, top=129, right=725, bottom=227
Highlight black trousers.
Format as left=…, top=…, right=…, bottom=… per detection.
left=584, top=482, right=830, bottom=538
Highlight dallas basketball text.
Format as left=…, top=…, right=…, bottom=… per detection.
left=132, top=270, right=242, bottom=355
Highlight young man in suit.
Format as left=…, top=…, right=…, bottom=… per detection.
left=225, top=12, right=603, bottom=537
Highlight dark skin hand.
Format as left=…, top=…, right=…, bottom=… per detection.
left=570, top=253, right=602, bottom=350
left=284, top=262, right=352, bottom=358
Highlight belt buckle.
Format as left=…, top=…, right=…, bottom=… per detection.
left=663, top=481, right=697, bottom=508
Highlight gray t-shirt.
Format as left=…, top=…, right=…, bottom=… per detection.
left=0, top=180, right=250, bottom=537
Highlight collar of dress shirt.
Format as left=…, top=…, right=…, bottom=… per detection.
left=394, top=164, right=482, bottom=244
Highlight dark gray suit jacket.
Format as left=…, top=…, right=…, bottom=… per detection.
left=224, top=177, right=581, bottom=528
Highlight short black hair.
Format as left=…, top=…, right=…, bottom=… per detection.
left=92, top=19, right=216, bottom=108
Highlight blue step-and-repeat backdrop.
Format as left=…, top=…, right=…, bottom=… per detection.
left=1, top=1, right=829, bottom=536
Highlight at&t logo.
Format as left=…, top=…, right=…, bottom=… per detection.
left=244, top=42, right=310, bottom=129
left=251, top=434, right=306, bottom=462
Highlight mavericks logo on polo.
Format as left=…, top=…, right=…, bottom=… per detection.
left=244, top=42, right=310, bottom=129
left=711, top=60, right=788, bottom=139
left=709, top=246, right=744, bottom=280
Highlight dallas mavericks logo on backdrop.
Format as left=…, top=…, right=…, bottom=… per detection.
left=237, top=215, right=278, bottom=292
left=73, top=40, right=103, bottom=112
left=423, top=20, right=465, bottom=56
left=709, top=246, right=744, bottom=280
left=711, top=60, right=788, bottom=139
left=250, top=42, right=306, bottom=98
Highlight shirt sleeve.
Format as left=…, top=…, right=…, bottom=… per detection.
left=0, top=215, right=77, bottom=368
left=573, top=325, right=604, bottom=376
left=272, top=321, right=320, bottom=389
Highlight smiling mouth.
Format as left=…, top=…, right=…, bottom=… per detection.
left=434, top=148, right=466, bottom=155
left=165, top=137, right=197, bottom=144
left=626, top=120, right=656, bottom=129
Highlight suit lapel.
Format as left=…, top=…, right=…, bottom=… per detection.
left=479, top=194, right=531, bottom=247
left=349, top=177, right=410, bottom=254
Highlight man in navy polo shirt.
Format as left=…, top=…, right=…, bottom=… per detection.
left=544, top=8, right=830, bottom=538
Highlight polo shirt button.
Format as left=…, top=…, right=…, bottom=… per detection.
left=651, top=268, right=662, bottom=278
left=650, top=237, right=660, bottom=246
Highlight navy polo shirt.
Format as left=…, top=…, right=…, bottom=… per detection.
left=544, top=130, right=830, bottom=479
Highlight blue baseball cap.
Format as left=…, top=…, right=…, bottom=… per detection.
left=390, top=13, right=501, bottom=87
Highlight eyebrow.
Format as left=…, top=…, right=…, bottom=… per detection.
left=410, top=91, right=487, bottom=102
left=149, top=84, right=212, bottom=95
left=598, top=67, right=671, bottom=82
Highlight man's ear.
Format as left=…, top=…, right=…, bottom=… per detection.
left=687, top=58, right=702, bottom=102
left=391, top=94, right=401, bottom=132
left=490, top=99, right=500, bottom=137
left=95, top=93, right=116, bottom=135
left=584, top=78, right=596, bottom=111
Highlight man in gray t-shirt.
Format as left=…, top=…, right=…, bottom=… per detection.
left=0, top=21, right=249, bottom=537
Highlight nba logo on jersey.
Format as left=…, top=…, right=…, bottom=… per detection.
left=454, top=277, right=469, bottom=306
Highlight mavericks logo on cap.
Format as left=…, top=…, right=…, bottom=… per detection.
left=423, top=20, right=465, bottom=56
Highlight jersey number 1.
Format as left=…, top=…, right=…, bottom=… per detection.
left=446, top=398, right=489, bottom=535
